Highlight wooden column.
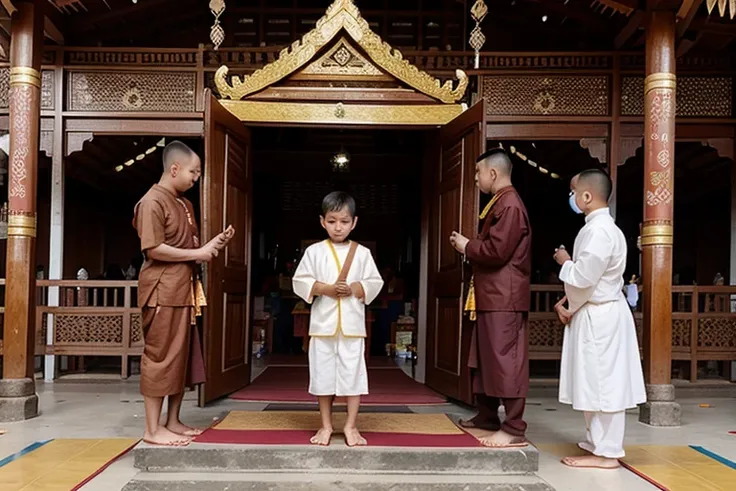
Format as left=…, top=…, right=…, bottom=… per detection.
left=639, top=8, right=681, bottom=426
left=0, top=0, right=43, bottom=422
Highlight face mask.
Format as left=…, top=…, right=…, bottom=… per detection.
left=569, top=192, right=583, bottom=215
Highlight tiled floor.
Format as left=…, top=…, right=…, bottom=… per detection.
left=0, top=378, right=734, bottom=491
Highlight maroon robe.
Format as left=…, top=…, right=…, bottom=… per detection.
left=466, top=186, right=531, bottom=399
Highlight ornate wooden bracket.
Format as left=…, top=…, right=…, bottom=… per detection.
left=65, top=132, right=93, bottom=157
left=701, top=138, right=734, bottom=161
left=618, top=137, right=643, bottom=166
left=580, top=138, right=607, bottom=164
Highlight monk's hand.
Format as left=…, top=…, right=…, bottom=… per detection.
left=554, top=296, right=572, bottom=325
left=450, top=231, right=469, bottom=254
left=553, top=247, right=571, bottom=265
left=197, top=241, right=220, bottom=262
left=334, top=281, right=352, bottom=297
left=350, top=282, right=365, bottom=300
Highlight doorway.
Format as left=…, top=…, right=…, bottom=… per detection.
left=248, top=126, right=425, bottom=379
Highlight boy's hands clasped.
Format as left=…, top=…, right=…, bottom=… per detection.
left=317, top=281, right=365, bottom=299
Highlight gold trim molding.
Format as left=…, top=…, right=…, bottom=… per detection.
left=215, top=0, right=467, bottom=104
left=641, top=223, right=673, bottom=246
left=10, top=66, right=41, bottom=88
left=7, top=214, right=37, bottom=238
left=219, top=100, right=465, bottom=126
left=644, top=73, right=676, bottom=93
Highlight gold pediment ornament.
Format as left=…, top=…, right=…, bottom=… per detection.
left=214, top=0, right=468, bottom=104
left=301, top=37, right=383, bottom=77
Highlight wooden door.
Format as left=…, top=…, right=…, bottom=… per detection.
left=200, top=91, right=253, bottom=405
left=425, top=100, right=486, bottom=404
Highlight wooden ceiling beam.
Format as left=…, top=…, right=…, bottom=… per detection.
left=43, top=1, right=65, bottom=45
left=69, top=0, right=173, bottom=33
left=615, top=10, right=646, bottom=49
left=676, top=0, right=703, bottom=38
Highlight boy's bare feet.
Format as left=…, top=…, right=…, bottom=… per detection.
left=477, top=429, right=527, bottom=448
left=561, top=455, right=621, bottom=469
left=166, top=420, right=205, bottom=437
left=143, top=427, right=191, bottom=447
left=344, top=427, right=367, bottom=447
left=310, top=427, right=333, bottom=446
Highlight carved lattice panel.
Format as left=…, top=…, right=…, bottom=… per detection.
left=672, top=319, right=691, bottom=347
left=68, top=71, right=196, bottom=112
left=55, top=314, right=124, bottom=345
left=529, top=319, right=565, bottom=348
left=131, top=313, right=143, bottom=345
left=622, top=76, right=733, bottom=117
left=0, top=68, right=9, bottom=108
left=482, top=76, right=609, bottom=116
left=697, top=317, right=736, bottom=349
left=0, top=69, right=55, bottom=109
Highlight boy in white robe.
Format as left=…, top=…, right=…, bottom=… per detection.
left=292, top=191, right=383, bottom=447
left=552, top=169, right=646, bottom=469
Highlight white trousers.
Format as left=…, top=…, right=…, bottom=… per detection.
left=308, top=332, right=368, bottom=397
left=578, top=411, right=626, bottom=459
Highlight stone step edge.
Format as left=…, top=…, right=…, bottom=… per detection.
left=123, top=472, right=553, bottom=485
left=133, top=445, right=539, bottom=474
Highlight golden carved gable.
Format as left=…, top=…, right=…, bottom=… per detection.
left=215, top=0, right=467, bottom=104
left=300, top=37, right=383, bottom=77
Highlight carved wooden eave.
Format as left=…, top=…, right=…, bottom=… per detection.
left=213, top=0, right=467, bottom=126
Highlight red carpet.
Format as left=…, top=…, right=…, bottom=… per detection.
left=230, top=366, right=446, bottom=405
left=195, top=428, right=480, bottom=447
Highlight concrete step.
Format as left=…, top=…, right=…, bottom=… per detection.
left=133, top=442, right=540, bottom=475
left=123, top=472, right=556, bottom=491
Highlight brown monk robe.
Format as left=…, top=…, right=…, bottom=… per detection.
left=134, top=185, right=206, bottom=397
left=450, top=148, right=531, bottom=448
left=133, top=140, right=234, bottom=447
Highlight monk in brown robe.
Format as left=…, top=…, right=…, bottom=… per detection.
left=450, top=147, right=531, bottom=448
left=133, top=141, right=234, bottom=446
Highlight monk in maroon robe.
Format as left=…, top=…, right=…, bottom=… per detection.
left=133, top=141, right=234, bottom=446
left=450, top=147, right=531, bottom=448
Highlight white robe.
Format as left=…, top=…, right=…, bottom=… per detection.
left=292, top=240, right=384, bottom=337
left=558, top=208, right=646, bottom=412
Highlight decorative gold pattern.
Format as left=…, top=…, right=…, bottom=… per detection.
left=7, top=214, right=37, bottom=237
left=641, top=223, right=673, bottom=246
left=55, top=315, right=124, bottom=345
left=65, top=50, right=198, bottom=66
left=214, top=0, right=467, bottom=103
left=220, top=100, right=465, bottom=125
left=482, top=76, right=608, bottom=116
left=698, top=317, right=736, bottom=349
left=644, top=72, right=676, bottom=93
left=68, top=71, right=196, bottom=112
left=9, top=67, right=41, bottom=88
left=645, top=83, right=675, bottom=211
left=469, top=0, right=488, bottom=69
left=9, top=84, right=32, bottom=201
left=300, top=38, right=383, bottom=76
left=622, top=76, right=733, bottom=117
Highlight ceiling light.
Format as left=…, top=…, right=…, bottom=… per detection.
left=124, top=159, right=134, bottom=166
left=136, top=154, right=145, bottom=161
left=115, top=165, right=124, bottom=172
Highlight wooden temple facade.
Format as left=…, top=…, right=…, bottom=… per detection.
left=0, top=0, right=735, bottom=423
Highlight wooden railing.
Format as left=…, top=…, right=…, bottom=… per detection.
left=0, top=280, right=142, bottom=378
left=528, top=284, right=736, bottom=382
left=0, top=281, right=734, bottom=381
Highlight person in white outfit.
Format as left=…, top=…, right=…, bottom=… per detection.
left=292, top=191, right=383, bottom=447
left=552, top=169, right=646, bottom=470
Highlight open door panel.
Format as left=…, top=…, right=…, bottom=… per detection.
left=200, top=90, right=253, bottom=405
left=425, top=100, right=486, bottom=404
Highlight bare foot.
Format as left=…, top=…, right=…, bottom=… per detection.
left=310, top=427, right=333, bottom=446
left=344, top=427, right=367, bottom=447
left=562, top=455, right=621, bottom=469
left=477, top=429, right=527, bottom=448
left=143, top=427, right=192, bottom=447
left=166, top=420, right=205, bottom=437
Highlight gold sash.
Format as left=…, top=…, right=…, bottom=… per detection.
left=464, top=192, right=504, bottom=321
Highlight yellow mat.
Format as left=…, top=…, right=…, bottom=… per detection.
left=536, top=444, right=736, bottom=491
left=215, top=411, right=464, bottom=435
left=0, top=438, right=139, bottom=491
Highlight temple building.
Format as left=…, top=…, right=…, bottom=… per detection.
left=0, top=0, right=734, bottom=428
